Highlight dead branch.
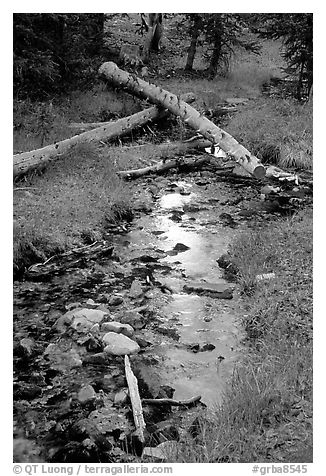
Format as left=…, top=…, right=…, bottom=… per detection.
left=124, top=355, right=146, bottom=444
left=117, top=156, right=211, bottom=179
left=142, top=395, right=202, bottom=407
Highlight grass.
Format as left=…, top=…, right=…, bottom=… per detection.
left=173, top=210, right=313, bottom=462
left=13, top=142, right=133, bottom=276
left=225, top=97, right=313, bottom=170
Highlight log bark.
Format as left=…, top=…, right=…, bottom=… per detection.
left=13, top=92, right=195, bottom=179
left=124, top=355, right=146, bottom=444
left=117, top=156, right=212, bottom=179
left=99, top=62, right=265, bottom=179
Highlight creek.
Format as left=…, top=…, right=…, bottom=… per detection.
left=13, top=169, right=269, bottom=462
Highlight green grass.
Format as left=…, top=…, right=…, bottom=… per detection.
left=172, top=210, right=313, bottom=463
left=225, top=97, right=313, bottom=170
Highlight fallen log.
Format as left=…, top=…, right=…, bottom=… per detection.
left=118, top=137, right=212, bottom=157
left=142, top=395, right=202, bottom=407
left=13, top=92, right=195, bottom=179
left=124, top=355, right=146, bottom=444
left=117, top=155, right=211, bottom=179
left=99, top=62, right=266, bottom=179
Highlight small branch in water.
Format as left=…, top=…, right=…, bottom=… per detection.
left=142, top=395, right=202, bottom=407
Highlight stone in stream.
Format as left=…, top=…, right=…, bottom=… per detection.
left=82, top=352, right=111, bottom=366
left=101, top=321, right=134, bottom=338
left=78, top=384, right=97, bottom=403
left=119, top=311, right=146, bottom=330
left=65, top=302, right=82, bottom=311
left=183, top=282, right=233, bottom=299
left=129, top=279, right=144, bottom=298
left=173, top=242, right=190, bottom=252
left=108, top=296, right=124, bottom=306
left=44, top=343, right=83, bottom=370
left=102, top=332, right=140, bottom=356
left=15, top=337, right=35, bottom=357
left=219, top=213, right=237, bottom=228
left=114, top=388, right=129, bottom=406
left=85, top=298, right=99, bottom=309
left=54, top=308, right=108, bottom=333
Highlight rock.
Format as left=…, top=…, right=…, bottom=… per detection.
left=89, top=404, right=133, bottom=435
left=108, top=296, right=123, bottom=306
left=219, top=213, right=237, bottom=228
left=183, top=282, right=233, bottom=299
left=95, top=305, right=111, bottom=314
left=261, top=185, right=281, bottom=195
left=129, top=279, right=144, bottom=298
left=134, top=336, right=152, bottom=348
left=195, top=180, right=209, bottom=186
left=156, top=326, right=180, bottom=340
left=102, top=332, right=140, bottom=356
left=217, top=254, right=239, bottom=279
left=84, top=335, right=103, bottom=352
left=82, top=353, right=110, bottom=366
left=101, top=321, right=134, bottom=338
left=142, top=440, right=179, bottom=461
left=78, top=385, right=97, bottom=403
left=201, top=343, right=216, bottom=352
left=66, top=308, right=108, bottom=332
left=16, top=338, right=35, bottom=357
left=173, top=243, right=190, bottom=252
left=65, top=302, right=82, bottom=311
left=119, top=311, right=145, bottom=330
left=188, top=343, right=200, bottom=353
left=217, top=254, right=232, bottom=269
left=85, top=298, right=98, bottom=309
left=44, top=343, right=83, bottom=370
left=114, top=388, right=129, bottom=406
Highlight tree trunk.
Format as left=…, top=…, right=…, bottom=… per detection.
left=185, top=15, right=202, bottom=71
left=99, top=62, right=265, bottom=179
left=143, top=13, right=163, bottom=63
left=207, top=32, right=222, bottom=78
left=13, top=92, right=195, bottom=179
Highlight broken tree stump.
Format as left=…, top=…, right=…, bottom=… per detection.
left=13, top=92, right=195, bottom=179
left=99, top=62, right=266, bottom=179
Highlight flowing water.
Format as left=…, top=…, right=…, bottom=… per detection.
left=111, top=178, right=245, bottom=407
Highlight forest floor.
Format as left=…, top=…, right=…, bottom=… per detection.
left=13, top=21, right=313, bottom=464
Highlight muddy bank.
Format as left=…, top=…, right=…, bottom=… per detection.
left=13, top=164, right=312, bottom=463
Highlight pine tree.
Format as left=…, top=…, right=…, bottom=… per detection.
left=253, top=13, right=313, bottom=99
